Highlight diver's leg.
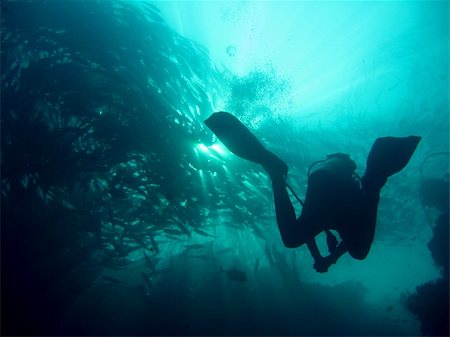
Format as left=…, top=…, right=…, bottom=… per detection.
left=268, top=166, right=327, bottom=248
left=259, top=150, right=308, bottom=247
left=261, top=149, right=327, bottom=248
left=345, top=136, right=421, bottom=260
left=270, top=178, right=301, bottom=247
left=270, top=179, right=322, bottom=248
left=344, top=188, right=380, bottom=260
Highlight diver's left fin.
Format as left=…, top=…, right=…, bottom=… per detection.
left=363, top=136, right=421, bottom=187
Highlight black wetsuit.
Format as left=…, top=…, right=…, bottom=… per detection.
left=271, top=153, right=383, bottom=271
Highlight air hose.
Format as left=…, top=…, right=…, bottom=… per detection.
left=286, top=182, right=304, bottom=207
left=285, top=158, right=330, bottom=208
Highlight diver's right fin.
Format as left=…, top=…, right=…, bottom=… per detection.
left=204, top=111, right=288, bottom=178
left=204, top=111, right=267, bottom=163
left=364, top=136, right=421, bottom=181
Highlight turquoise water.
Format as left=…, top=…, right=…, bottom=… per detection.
left=1, top=1, right=448, bottom=335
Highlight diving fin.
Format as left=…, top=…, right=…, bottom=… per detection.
left=204, top=111, right=267, bottom=163
left=363, top=136, right=421, bottom=189
left=204, top=111, right=288, bottom=177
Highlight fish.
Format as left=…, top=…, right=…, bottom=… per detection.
left=143, top=251, right=157, bottom=273
left=215, top=247, right=233, bottom=255
left=112, top=242, right=126, bottom=257
left=163, top=228, right=186, bottom=236
left=220, top=265, right=247, bottom=282
left=112, top=242, right=141, bottom=257
left=127, top=233, right=150, bottom=250
left=176, top=222, right=191, bottom=236
left=149, top=234, right=160, bottom=254
left=192, top=228, right=215, bottom=238
left=182, top=243, right=205, bottom=250
left=165, top=234, right=184, bottom=241
left=109, top=186, right=127, bottom=199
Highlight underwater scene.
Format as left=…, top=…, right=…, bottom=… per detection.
left=1, top=1, right=449, bottom=336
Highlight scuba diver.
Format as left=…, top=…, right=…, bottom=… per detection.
left=205, top=111, right=421, bottom=273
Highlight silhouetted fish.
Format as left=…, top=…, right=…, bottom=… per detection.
left=226, top=45, right=236, bottom=57
left=149, top=234, right=159, bottom=254
left=220, top=265, right=247, bottom=282
left=163, top=228, right=185, bottom=236
left=176, top=222, right=191, bottom=236
left=192, top=228, right=215, bottom=238
left=143, top=251, right=157, bottom=273
left=183, top=243, right=205, bottom=250
left=215, top=247, right=233, bottom=255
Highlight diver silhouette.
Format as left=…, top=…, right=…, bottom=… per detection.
left=205, top=112, right=421, bottom=273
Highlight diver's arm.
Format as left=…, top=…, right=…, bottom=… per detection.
left=307, top=238, right=323, bottom=261
left=307, top=237, right=348, bottom=261
left=328, top=241, right=348, bottom=264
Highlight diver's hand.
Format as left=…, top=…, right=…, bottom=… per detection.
left=313, top=256, right=334, bottom=273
